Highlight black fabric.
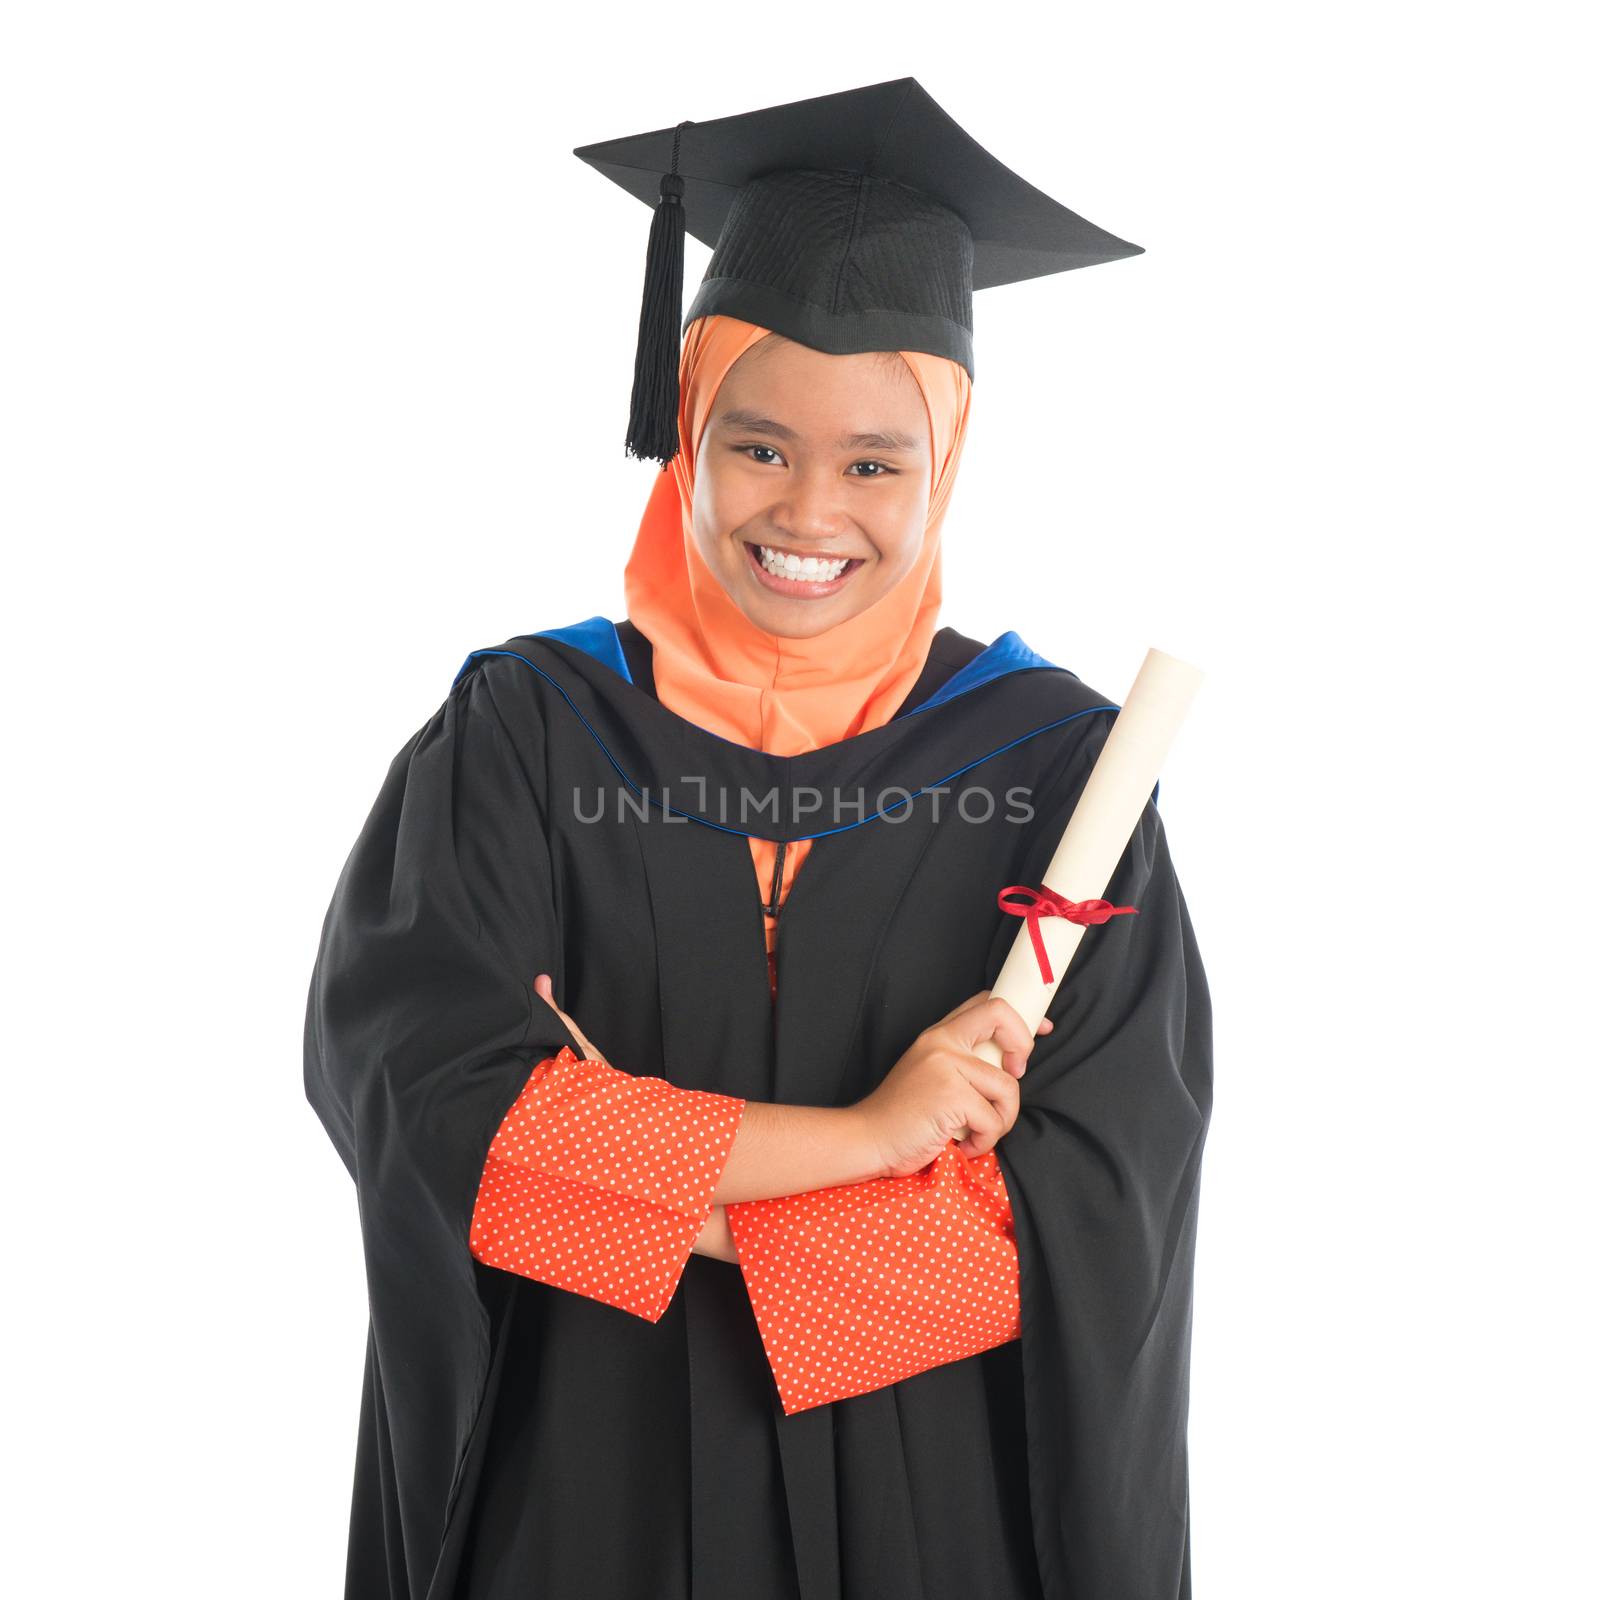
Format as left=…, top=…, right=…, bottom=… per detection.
left=613, top=615, right=655, bottom=692
left=684, top=170, right=975, bottom=377
left=304, top=631, right=1212, bottom=1600
left=574, top=76, right=1144, bottom=379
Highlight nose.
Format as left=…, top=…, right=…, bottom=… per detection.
left=765, top=465, right=851, bottom=546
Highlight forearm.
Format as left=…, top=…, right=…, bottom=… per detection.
left=472, top=1052, right=882, bottom=1300
left=722, top=1142, right=1021, bottom=1413
left=710, top=1099, right=883, bottom=1205
left=692, top=1205, right=739, bottom=1262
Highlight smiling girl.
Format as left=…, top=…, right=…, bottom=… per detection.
left=305, top=79, right=1213, bottom=1600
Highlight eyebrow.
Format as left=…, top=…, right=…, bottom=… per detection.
left=715, top=407, right=925, bottom=454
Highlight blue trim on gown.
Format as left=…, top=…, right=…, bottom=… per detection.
left=452, top=616, right=1159, bottom=815
left=524, top=616, right=1057, bottom=713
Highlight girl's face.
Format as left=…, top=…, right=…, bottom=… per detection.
left=691, top=334, right=934, bottom=640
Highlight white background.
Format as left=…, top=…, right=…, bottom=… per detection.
left=5, top=4, right=1594, bottom=1595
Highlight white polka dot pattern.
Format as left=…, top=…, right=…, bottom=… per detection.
left=724, top=1142, right=1021, bottom=1415
left=469, top=1046, right=747, bottom=1323
left=468, top=1044, right=1022, bottom=1412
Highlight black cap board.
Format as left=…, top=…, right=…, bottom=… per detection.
left=573, top=77, right=1143, bottom=466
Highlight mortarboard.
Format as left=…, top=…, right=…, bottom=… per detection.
left=574, top=76, right=1144, bottom=466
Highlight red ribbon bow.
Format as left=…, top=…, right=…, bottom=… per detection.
left=995, top=883, right=1139, bottom=984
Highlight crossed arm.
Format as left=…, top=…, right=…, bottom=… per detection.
left=469, top=1035, right=1023, bottom=1414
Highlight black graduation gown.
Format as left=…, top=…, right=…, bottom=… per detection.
left=302, top=616, right=1213, bottom=1600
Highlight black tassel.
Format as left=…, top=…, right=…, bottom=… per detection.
left=625, top=123, right=692, bottom=467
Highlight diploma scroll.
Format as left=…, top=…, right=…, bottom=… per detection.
left=971, top=646, right=1204, bottom=1074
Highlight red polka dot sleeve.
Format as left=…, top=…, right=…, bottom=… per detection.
left=468, top=1046, right=746, bottom=1323
left=724, top=1144, right=1021, bottom=1416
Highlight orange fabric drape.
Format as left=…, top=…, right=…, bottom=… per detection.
left=623, top=314, right=974, bottom=984
left=471, top=1048, right=746, bottom=1323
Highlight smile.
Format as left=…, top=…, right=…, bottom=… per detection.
left=743, top=540, right=865, bottom=598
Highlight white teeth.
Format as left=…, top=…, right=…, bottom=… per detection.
left=756, top=545, right=851, bottom=582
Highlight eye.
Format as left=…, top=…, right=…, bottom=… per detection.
left=849, top=460, right=898, bottom=478
left=738, top=444, right=785, bottom=466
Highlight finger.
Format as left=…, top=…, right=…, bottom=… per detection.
left=566, top=1014, right=603, bottom=1062
left=533, top=979, right=580, bottom=1040
left=953, top=998, right=1036, bottom=1075
left=987, top=996, right=1039, bottom=1058
left=994, top=1075, right=1022, bottom=1136
left=988, top=1000, right=1039, bottom=1074
left=532, top=975, right=604, bottom=1063
left=1037, top=1017, right=1055, bottom=1036
left=952, top=1089, right=1003, bottom=1157
left=533, top=974, right=573, bottom=1031
left=954, top=1055, right=1021, bottom=1122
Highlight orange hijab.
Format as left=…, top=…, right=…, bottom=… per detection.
left=623, top=312, right=974, bottom=985
left=624, top=314, right=973, bottom=756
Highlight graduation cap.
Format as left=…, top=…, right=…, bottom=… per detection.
left=574, top=76, right=1144, bottom=466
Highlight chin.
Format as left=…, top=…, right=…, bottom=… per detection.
left=757, top=597, right=872, bottom=639
left=757, top=612, right=846, bottom=640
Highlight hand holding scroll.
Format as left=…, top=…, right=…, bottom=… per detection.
left=853, top=991, right=1055, bottom=1176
